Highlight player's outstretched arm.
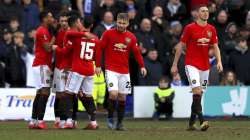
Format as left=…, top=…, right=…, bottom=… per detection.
left=212, top=43, right=223, bottom=73
left=171, top=42, right=185, bottom=76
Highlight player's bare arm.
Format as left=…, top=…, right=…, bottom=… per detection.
left=171, top=42, right=186, bottom=76
left=212, top=43, right=223, bottom=73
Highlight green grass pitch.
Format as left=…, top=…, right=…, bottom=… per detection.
left=0, top=119, right=250, bottom=140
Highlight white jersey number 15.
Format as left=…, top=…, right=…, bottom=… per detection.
left=80, top=41, right=95, bottom=60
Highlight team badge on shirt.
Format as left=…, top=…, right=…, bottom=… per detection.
left=207, top=31, right=212, bottom=38
left=109, top=83, right=113, bottom=87
left=125, top=37, right=131, bottom=45
left=192, top=79, right=196, bottom=84
left=43, top=35, right=48, bottom=40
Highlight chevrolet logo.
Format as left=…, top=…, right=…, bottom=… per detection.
left=197, top=38, right=210, bottom=43
left=114, top=43, right=127, bottom=49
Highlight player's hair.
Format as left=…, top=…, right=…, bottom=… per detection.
left=193, top=4, right=208, bottom=11
left=68, top=14, right=80, bottom=27
left=82, top=16, right=94, bottom=29
left=59, top=12, right=68, bottom=18
left=67, top=10, right=81, bottom=18
left=39, top=10, right=52, bottom=22
left=117, top=13, right=129, bottom=21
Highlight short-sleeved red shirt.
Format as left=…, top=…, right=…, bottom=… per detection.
left=32, top=26, right=53, bottom=68
left=180, top=22, right=218, bottom=70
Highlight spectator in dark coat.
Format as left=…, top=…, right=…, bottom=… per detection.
left=2, top=28, right=14, bottom=51
left=94, top=0, right=125, bottom=26
left=213, top=9, right=228, bottom=48
left=127, top=3, right=141, bottom=33
left=163, top=0, right=187, bottom=23
left=135, top=18, right=159, bottom=56
left=228, top=36, right=250, bottom=85
left=9, top=17, right=21, bottom=33
left=0, top=0, right=23, bottom=28
left=151, top=5, right=168, bottom=35
left=0, top=40, right=6, bottom=87
left=160, top=21, right=183, bottom=77
left=93, top=11, right=115, bottom=38
left=21, top=0, right=40, bottom=35
left=138, top=48, right=163, bottom=85
left=223, top=22, right=238, bottom=55
left=5, top=31, right=27, bottom=87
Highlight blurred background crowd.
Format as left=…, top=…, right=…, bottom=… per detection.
left=0, top=0, right=250, bottom=88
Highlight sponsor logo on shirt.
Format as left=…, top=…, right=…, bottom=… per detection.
left=114, top=43, right=127, bottom=52
left=197, top=38, right=210, bottom=46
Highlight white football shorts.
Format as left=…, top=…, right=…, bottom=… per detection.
left=65, top=71, right=94, bottom=95
left=32, top=65, right=52, bottom=89
left=185, top=65, right=209, bottom=91
left=52, top=68, right=69, bottom=93
left=105, top=70, right=131, bottom=94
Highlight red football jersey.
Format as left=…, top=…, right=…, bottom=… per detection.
left=55, top=29, right=67, bottom=69
left=181, top=22, right=218, bottom=70
left=57, top=29, right=76, bottom=70
left=96, top=29, right=144, bottom=74
left=56, top=31, right=99, bottom=76
left=32, top=26, right=53, bottom=68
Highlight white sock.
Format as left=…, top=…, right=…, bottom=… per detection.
left=59, top=120, right=65, bottom=128
left=66, top=118, right=72, bottom=124
left=55, top=117, right=60, bottom=122
left=38, top=120, right=44, bottom=123
left=90, top=121, right=97, bottom=125
left=30, top=119, right=36, bottom=122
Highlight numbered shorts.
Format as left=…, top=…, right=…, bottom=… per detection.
left=52, top=68, right=68, bottom=93
left=105, top=70, right=131, bottom=94
left=65, top=71, right=94, bottom=95
left=185, top=65, right=209, bottom=91
left=32, top=65, right=52, bottom=89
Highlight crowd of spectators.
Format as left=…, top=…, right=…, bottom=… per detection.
left=1, top=0, right=250, bottom=88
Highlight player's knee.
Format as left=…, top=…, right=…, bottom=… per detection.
left=85, top=94, right=93, bottom=98
left=40, top=87, right=50, bottom=96
left=109, top=91, right=118, bottom=100
left=56, top=92, right=63, bottom=98
left=118, top=94, right=126, bottom=101
left=192, top=87, right=202, bottom=95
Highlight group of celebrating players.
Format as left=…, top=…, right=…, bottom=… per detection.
left=28, top=10, right=146, bottom=130
left=28, top=4, right=223, bottom=132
